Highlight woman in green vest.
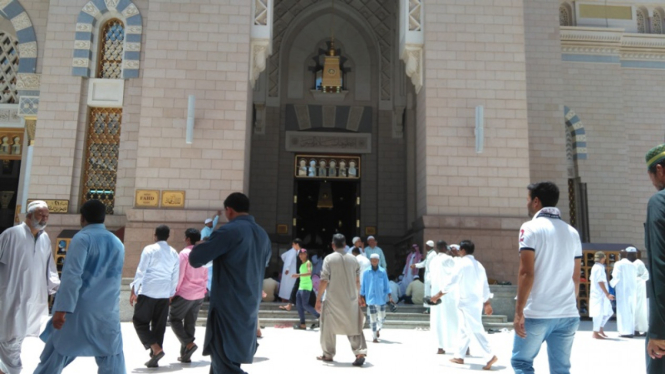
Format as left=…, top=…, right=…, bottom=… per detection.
left=293, top=248, right=320, bottom=329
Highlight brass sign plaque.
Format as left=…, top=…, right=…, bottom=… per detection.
left=135, top=190, right=160, bottom=208
left=27, top=199, right=69, bottom=214
left=162, top=190, right=185, bottom=208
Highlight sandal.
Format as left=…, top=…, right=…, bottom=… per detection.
left=316, top=355, right=333, bottom=362
left=352, top=356, right=366, bottom=366
left=293, top=324, right=307, bottom=330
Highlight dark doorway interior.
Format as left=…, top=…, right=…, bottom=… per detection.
left=294, top=179, right=359, bottom=252
left=0, top=160, right=20, bottom=234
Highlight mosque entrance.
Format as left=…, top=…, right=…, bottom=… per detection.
left=293, top=179, right=359, bottom=253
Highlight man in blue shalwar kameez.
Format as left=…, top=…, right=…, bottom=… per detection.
left=190, top=192, right=271, bottom=374
left=34, top=200, right=126, bottom=374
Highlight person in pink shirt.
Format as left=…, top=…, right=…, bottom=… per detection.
left=169, top=228, right=208, bottom=363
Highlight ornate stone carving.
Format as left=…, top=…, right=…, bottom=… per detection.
left=76, top=23, right=93, bottom=32
left=561, top=27, right=665, bottom=64
left=407, top=0, right=423, bottom=31
left=16, top=73, right=40, bottom=90
left=294, top=104, right=311, bottom=130
left=346, top=106, right=364, bottom=132
left=122, top=4, right=139, bottom=18
left=105, top=0, right=120, bottom=11
left=401, top=45, right=423, bottom=94
left=250, top=40, right=269, bottom=88
left=72, top=58, right=90, bottom=68
left=269, top=0, right=394, bottom=100
left=125, top=26, right=142, bottom=35
left=17, top=42, right=37, bottom=58
left=26, top=119, right=36, bottom=144
left=125, top=42, right=141, bottom=52
left=82, top=2, right=101, bottom=18
left=18, top=96, right=39, bottom=117
left=254, top=0, right=269, bottom=26
left=285, top=131, right=372, bottom=154
left=0, top=108, right=20, bottom=122
left=11, top=12, right=32, bottom=32
left=123, top=60, right=139, bottom=69
left=74, top=40, right=91, bottom=50
left=0, top=0, right=12, bottom=9
left=254, top=102, right=266, bottom=134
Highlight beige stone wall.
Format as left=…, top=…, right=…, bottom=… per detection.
left=417, top=0, right=531, bottom=217
left=523, top=0, right=570, bottom=220
left=561, top=62, right=633, bottom=244
left=133, top=0, right=252, bottom=208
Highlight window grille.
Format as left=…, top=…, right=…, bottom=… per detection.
left=97, top=19, right=124, bottom=79
left=653, top=12, right=663, bottom=34
left=0, top=32, right=19, bottom=104
left=81, top=107, right=122, bottom=214
left=559, top=6, right=571, bottom=27
left=637, top=10, right=648, bottom=34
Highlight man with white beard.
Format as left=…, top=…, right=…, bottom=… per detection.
left=428, top=240, right=459, bottom=354
left=610, top=247, right=639, bottom=337
left=634, top=255, right=650, bottom=336
left=0, top=201, right=60, bottom=374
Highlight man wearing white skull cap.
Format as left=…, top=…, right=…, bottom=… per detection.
left=0, top=200, right=60, bottom=374
left=610, top=246, right=639, bottom=337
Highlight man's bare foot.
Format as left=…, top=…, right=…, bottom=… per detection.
left=600, top=328, right=608, bottom=337
left=483, top=355, right=498, bottom=370
left=450, top=358, right=464, bottom=365
left=437, top=348, right=445, bottom=354
left=593, top=332, right=606, bottom=339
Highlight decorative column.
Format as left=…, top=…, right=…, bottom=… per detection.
left=16, top=73, right=40, bottom=214
left=399, top=0, right=423, bottom=93
left=250, top=0, right=274, bottom=88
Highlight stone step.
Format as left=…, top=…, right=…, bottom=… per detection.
left=193, top=317, right=513, bottom=331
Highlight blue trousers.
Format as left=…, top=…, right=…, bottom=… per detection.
left=296, top=290, right=320, bottom=324
left=34, top=339, right=126, bottom=374
left=511, top=317, right=579, bottom=374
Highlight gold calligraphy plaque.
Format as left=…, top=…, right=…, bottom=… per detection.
left=161, top=190, right=185, bottom=208
left=135, top=190, right=160, bottom=208
left=27, top=199, right=69, bottom=214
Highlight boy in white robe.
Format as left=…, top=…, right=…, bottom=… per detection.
left=610, top=247, right=639, bottom=337
left=0, top=201, right=59, bottom=374
left=634, top=257, right=650, bottom=335
left=429, top=240, right=459, bottom=354
left=278, top=240, right=300, bottom=302
left=589, top=251, right=614, bottom=339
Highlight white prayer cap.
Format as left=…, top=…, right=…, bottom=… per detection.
left=450, top=244, right=460, bottom=251
left=367, top=236, right=375, bottom=241
left=352, top=236, right=361, bottom=244
left=426, top=240, right=434, bottom=247
left=625, top=246, right=638, bottom=253
left=205, top=218, right=213, bottom=224
left=370, top=253, right=380, bottom=260
left=27, top=200, right=48, bottom=213
left=414, top=275, right=420, bottom=279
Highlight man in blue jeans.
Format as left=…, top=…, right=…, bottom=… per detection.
left=512, top=182, right=582, bottom=374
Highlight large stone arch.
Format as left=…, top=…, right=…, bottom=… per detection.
left=0, top=0, right=37, bottom=73
left=72, top=0, right=142, bottom=79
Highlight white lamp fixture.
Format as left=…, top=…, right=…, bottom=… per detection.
left=475, top=105, right=484, bottom=154
left=186, top=95, right=195, bottom=144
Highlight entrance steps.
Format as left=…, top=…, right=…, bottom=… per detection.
left=195, top=302, right=513, bottom=331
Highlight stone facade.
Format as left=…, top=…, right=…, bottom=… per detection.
left=3, top=0, right=664, bottom=282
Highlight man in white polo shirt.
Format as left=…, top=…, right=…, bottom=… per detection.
left=511, top=182, right=582, bottom=374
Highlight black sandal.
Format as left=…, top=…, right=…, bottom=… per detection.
left=352, top=356, right=366, bottom=366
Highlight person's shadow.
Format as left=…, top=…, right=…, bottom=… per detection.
left=131, top=360, right=211, bottom=373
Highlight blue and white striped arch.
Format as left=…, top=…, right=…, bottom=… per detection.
left=0, top=0, right=37, bottom=73
left=72, top=0, right=142, bottom=79
left=564, top=106, right=587, bottom=160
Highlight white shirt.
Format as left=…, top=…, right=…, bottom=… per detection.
left=388, top=280, right=401, bottom=302
left=131, top=241, right=180, bottom=299
left=519, top=207, right=582, bottom=319
left=355, top=254, right=371, bottom=286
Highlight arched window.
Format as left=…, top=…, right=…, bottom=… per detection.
left=637, top=9, right=648, bottom=34
left=560, top=6, right=572, bottom=26
left=0, top=32, right=19, bottom=104
left=97, top=19, right=125, bottom=79
left=653, top=11, right=664, bottom=34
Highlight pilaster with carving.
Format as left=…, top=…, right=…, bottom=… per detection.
left=399, top=0, right=424, bottom=94
left=250, top=0, right=273, bottom=88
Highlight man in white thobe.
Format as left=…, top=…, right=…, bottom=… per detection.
left=401, top=244, right=422, bottom=296
left=589, top=251, right=614, bottom=339
left=611, top=247, right=639, bottom=337
left=634, top=256, right=650, bottom=335
left=413, top=240, right=437, bottom=307
left=431, top=240, right=497, bottom=370
left=352, top=247, right=371, bottom=287
left=278, top=239, right=300, bottom=301
left=429, top=240, right=459, bottom=354
left=0, top=201, right=60, bottom=374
